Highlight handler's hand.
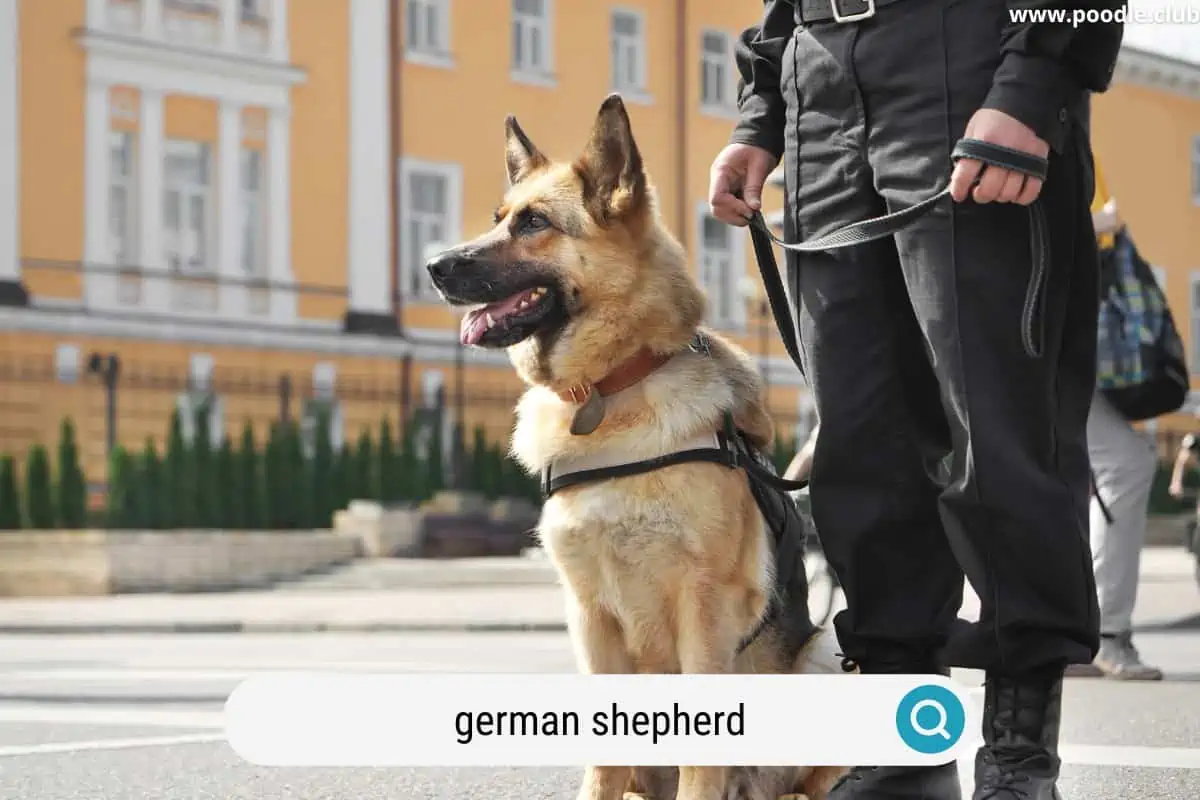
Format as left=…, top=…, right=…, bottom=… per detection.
left=708, top=143, right=779, bottom=226
left=950, top=109, right=1050, bottom=206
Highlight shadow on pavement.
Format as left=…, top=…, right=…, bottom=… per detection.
left=1134, top=613, right=1200, bottom=632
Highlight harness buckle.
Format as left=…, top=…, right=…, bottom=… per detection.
left=831, top=0, right=875, bottom=23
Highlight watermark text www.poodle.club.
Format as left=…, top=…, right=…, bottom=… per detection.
left=1011, top=4, right=1199, bottom=27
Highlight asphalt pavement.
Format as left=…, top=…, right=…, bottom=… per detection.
left=0, top=550, right=1196, bottom=799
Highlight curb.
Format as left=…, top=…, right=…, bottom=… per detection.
left=0, top=620, right=569, bottom=635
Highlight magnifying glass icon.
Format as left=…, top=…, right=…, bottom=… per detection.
left=909, top=699, right=951, bottom=740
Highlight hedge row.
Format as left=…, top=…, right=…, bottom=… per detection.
left=0, top=409, right=542, bottom=531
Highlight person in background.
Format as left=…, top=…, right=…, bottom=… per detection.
left=1081, top=163, right=1163, bottom=681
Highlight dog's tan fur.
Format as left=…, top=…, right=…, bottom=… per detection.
left=431, top=94, right=849, bottom=800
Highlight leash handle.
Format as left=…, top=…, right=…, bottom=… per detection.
left=742, top=137, right=1050, bottom=377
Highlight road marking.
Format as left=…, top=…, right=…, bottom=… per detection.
left=0, top=704, right=224, bottom=728
left=0, top=732, right=225, bottom=758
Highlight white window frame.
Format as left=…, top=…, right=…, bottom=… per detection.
left=178, top=353, right=223, bottom=446
left=1192, top=135, right=1200, bottom=207
left=108, top=130, right=136, bottom=267
left=694, top=201, right=746, bottom=330
left=163, top=139, right=213, bottom=274
left=1190, top=271, right=1200, bottom=374
left=511, top=0, right=554, bottom=84
left=240, top=0, right=266, bottom=21
left=700, top=28, right=738, bottom=117
left=610, top=7, right=648, bottom=100
left=405, top=0, right=453, bottom=67
left=240, top=148, right=265, bottom=275
left=398, top=158, right=463, bottom=304
left=55, top=344, right=81, bottom=384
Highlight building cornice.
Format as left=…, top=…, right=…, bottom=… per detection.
left=1114, top=46, right=1200, bottom=100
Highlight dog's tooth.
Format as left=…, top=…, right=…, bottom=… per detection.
left=486, top=313, right=496, bottom=328
left=518, top=299, right=529, bottom=309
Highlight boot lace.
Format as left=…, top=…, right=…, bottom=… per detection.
left=975, top=752, right=1041, bottom=799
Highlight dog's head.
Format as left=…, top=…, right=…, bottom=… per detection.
left=424, top=94, right=705, bottom=387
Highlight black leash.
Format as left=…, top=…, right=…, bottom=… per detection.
left=742, top=137, right=1051, bottom=377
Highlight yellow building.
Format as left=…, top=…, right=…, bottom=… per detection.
left=2, top=0, right=813, bottom=488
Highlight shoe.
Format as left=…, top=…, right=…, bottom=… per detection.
left=828, top=652, right=962, bottom=799
left=973, top=669, right=1064, bottom=800
left=1093, top=631, right=1163, bottom=680
left=828, top=763, right=962, bottom=799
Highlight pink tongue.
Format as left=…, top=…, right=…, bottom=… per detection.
left=458, top=291, right=531, bottom=345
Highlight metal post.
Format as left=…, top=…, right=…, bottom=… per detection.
left=87, top=352, right=121, bottom=457
left=278, top=374, right=292, bottom=423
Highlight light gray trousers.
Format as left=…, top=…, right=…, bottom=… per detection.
left=1087, top=392, right=1158, bottom=634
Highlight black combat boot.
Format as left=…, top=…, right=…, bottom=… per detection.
left=828, top=654, right=962, bottom=800
left=972, top=668, right=1064, bottom=800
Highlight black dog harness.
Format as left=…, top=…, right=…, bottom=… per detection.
left=542, top=139, right=1051, bottom=657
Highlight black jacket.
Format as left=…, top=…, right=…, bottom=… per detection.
left=730, top=0, right=1127, bottom=159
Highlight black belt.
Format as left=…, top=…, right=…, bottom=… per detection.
left=795, top=0, right=904, bottom=24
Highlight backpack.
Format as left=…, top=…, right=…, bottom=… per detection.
left=1095, top=230, right=1189, bottom=422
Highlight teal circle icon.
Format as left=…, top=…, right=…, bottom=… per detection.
left=895, top=684, right=965, bottom=755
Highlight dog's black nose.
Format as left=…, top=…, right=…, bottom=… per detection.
left=425, top=250, right=467, bottom=282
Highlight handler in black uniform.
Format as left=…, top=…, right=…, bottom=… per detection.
left=709, top=2, right=1125, bottom=798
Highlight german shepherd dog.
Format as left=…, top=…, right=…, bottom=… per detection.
left=425, top=94, right=849, bottom=800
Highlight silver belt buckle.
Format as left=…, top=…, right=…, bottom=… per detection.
left=831, top=0, right=876, bottom=22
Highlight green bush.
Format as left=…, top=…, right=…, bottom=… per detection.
left=164, top=410, right=187, bottom=529
left=0, top=455, right=21, bottom=530
left=308, top=410, right=335, bottom=529
left=398, top=422, right=423, bottom=504
left=215, top=435, right=236, bottom=530
left=236, top=422, right=264, bottom=531
left=191, top=406, right=215, bottom=529
left=55, top=418, right=88, bottom=529
left=138, top=438, right=165, bottom=530
left=354, top=428, right=375, bottom=505
left=105, top=446, right=139, bottom=529
left=24, top=444, right=54, bottom=529
left=377, top=417, right=397, bottom=503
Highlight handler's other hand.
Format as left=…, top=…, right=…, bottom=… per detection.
left=950, top=108, right=1050, bottom=206
left=709, top=143, right=779, bottom=226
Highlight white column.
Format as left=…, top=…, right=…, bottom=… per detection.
left=83, top=79, right=114, bottom=309
left=0, top=0, right=20, bottom=293
left=138, top=87, right=168, bottom=312
left=266, top=105, right=294, bottom=322
left=217, top=101, right=246, bottom=318
left=141, top=0, right=162, bottom=37
left=86, top=0, right=108, bottom=30
left=347, top=0, right=392, bottom=320
left=268, top=0, right=287, bottom=60
left=219, top=0, right=238, bottom=51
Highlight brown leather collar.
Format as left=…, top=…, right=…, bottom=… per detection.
left=555, top=347, right=674, bottom=404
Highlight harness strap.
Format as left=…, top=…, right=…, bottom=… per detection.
left=744, top=137, right=1052, bottom=373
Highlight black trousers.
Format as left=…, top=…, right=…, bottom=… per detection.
left=781, top=0, right=1101, bottom=673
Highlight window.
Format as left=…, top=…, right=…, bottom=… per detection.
left=55, top=344, right=80, bottom=384
left=610, top=9, right=646, bottom=94
left=109, top=131, right=135, bottom=266
left=1192, top=135, right=1200, bottom=206
left=512, top=0, right=552, bottom=77
left=696, top=206, right=744, bottom=328
left=302, top=362, right=343, bottom=455
left=240, top=0, right=264, bottom=20
left=163, top=140, right=212, bottom=273
left=400, top=160, right=462, bottom=302
left=701, top=29, right=735, bottom=111
left=177, top=353, right=222, bottom=446
left=240, top=149, right=264, bottom=275
left=406, top=0, right=450, bottom=56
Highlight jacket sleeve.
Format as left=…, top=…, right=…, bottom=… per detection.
left=728, top=1, right=797, bottom=160
left=981, top=2, right=1126, bottom=153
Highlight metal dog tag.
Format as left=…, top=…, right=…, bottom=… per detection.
left=569, top=389, right=606, bottom=436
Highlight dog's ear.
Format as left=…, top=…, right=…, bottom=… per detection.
left=575, top=94, right=646, bottom=222
left=505, top=115, right=548, bottom=186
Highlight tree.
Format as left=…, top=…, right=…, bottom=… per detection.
left=425, top=416, right=446, bottom=498
left=377, top=416, right=397, bottom=503
left=215, top=435, right=236, bottom=530
left=24, top=444, right=54, bottom=529
left=164, top=410, right=187, bottom=529
left=0, top=455, right=21, bottom=530
left=308, top=409, right=335, bottom=529
left=353, top=428, right=375, bottom=504
left=235, top=422, right=263, bottom=530
left=105, top=446, right=138, bottom=529
left=279, top=419, right=308, bottom=529
left=138, top=438, right=165, bottom=530
left=55, top=418, right=88, bottom=528
left=191, top=403, right=215, bottom=529
left=397, top=422, right=422, bottom=504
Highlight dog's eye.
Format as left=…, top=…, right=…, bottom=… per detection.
left=519, top=211, right=551, bottom=234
